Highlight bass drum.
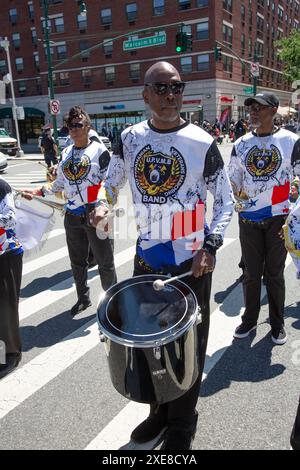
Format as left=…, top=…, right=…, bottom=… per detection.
left=97, top=274, right=201, bottom=404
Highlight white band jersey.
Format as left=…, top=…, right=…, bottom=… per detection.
left=228, top=128, right=300, bottom=222
left=0, top=178, right=23, bottom=256
left=46, top=140, right=110, bottom=214
left=100, top=120, right=234, bottom=271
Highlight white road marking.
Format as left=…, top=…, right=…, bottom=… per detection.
left=19, top=245, right=136, bottom=321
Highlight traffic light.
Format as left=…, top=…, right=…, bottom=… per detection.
left=214, top=45, right=222, bottom=61
left=175, top=32, right=193, bottom=53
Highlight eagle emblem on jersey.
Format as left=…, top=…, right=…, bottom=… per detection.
left=245, top=144, right=282, bottom=181
left=63, top=155, right=91, bottom=184
left=134, top=145, right=186, bottom=204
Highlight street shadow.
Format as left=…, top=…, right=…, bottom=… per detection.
left=201, top=329, right=285, bottom=398
left=214, top=277, right=242, bottom=305
left=20, top=268, right=99, bottom=297
left=21, top=311, right=96, bottom=351
left=284, top=302, right=300, bottom=330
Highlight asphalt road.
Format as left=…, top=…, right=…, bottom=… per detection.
left=0, top=146, right=299, bottom=452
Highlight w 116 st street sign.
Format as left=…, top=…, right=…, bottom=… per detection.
left=123, top=33, right=166, bottom=51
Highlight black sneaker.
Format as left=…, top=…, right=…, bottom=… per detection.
left=131, top=406, right=167, bottom=444
left=161, top=428, right=195, bottom=450
left=70, top=300, right=92, bottom=317
left=233, top=323, right=257, bottom=339
left=271, top=327, right=287, bottom=345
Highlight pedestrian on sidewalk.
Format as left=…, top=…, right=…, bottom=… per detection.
left=40, top=128, right=58, bottom=168
left=0, top=177, right=23, bottom=379
left=228, top=92, right=300, bottom=345
left=91, top=61, right=234, bottom=450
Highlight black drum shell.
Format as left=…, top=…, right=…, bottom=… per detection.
left=97, top=275, right=200, bottom=404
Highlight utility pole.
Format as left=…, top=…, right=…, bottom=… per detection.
left=253, top=46, right=258, bottom=95
left=0, top=38, right=24, bottom=157
left=42, top=0, right=58, bottom=144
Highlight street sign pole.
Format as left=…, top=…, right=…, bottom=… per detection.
left=42, top=0, right=58, bottom=144
left=253, top=47, right=258, bottom=95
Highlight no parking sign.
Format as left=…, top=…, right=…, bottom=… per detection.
left=50, top=99, right=61, bottom=115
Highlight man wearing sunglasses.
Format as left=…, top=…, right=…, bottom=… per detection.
left=228, top=92, right=300, bottom=345
left=91, top=61, right=234, bottom=450
left=22, top=106, right=117, bottom=316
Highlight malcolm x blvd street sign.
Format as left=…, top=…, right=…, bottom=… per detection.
left=123, top=33, right=166, bottom=51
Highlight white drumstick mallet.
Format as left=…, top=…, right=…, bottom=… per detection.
left=153, top=270, right=193, bottom=291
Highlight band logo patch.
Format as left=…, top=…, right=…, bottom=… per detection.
left=63, top=155, right=91, bottom=184
left=134, top=145, right=186, bottom=204
left=245, top=144, right=281, bottom=181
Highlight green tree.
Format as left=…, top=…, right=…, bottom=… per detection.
left=275, top=29, right=300, bottom=82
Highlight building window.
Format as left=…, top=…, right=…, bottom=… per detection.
left=196, top=21, right=209, bottom=40
left=15, top=58, right=23, bottom=72
left=36, top=78, right=42, bottom=94
left=41, top=18, right=52, bottom=34
left=44, top=45, right=54, bottom=61
left=59, top=72, right=69, bottom=86
left=0, top=60, right=7, bottom=74
left=241, top=4, right=245, bottom=21
left=178, top=0, right=191, bottom=10
left=130, top=63, right=140, bottom=79
left=82, top=69, right=92, bottom=84
left=197, top=0, right=208, bottom=6
left=33, top=52, right=40, bottom=71
left=55, top=16, right=64, bottom=33
left=12, top=33, right=21, bottom=49
left=28, top=1, right=35, bottom=20
left=153, top=0, right=165, bottom=15
left=31, top=28, right=37, bottom=45
left=18, top=81, right=26, bottom=96
left=77, top=13, right=87, bottom=30
left=241, top=33, right=245, bottom=55
left=223, top=0, right=232, bottom=12
left=223, top=56, right=232, bottom=73
left=103, top=39, right=113, bottom=55
left=9, top=8, right=17, bottom=25
left=79, top=41, right=90, bottom=58
left=197, top=54, right=209, bottom=71
left=223, top=23, right=233, bottom=46
left=180, top=56, right=192, bottom=73
left=57, top=44, right=67, bottom=60
left=101, top=8, right=112, bottom=25
left=105, top=66, right=115, bottom=81
left=126, top=3, right=137, bottom=22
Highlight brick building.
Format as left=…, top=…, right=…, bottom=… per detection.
left=0, top=0, right=299, bottom=141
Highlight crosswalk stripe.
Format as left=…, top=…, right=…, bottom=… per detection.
left=84, top=256, right=293, bottom=450
left=0, top=319, right=98, bottom=420
left=46, top=228, right=65, bottom=241
left=19, top=245, right=136, bottom=321
left=23, top=246, right=68, bottom=275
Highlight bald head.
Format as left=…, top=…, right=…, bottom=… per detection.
left=144, top=61, right=180, bottom=85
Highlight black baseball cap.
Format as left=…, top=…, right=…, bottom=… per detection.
left=244, top=92, right=279, bottom=108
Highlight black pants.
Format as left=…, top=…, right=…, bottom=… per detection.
left=133, top=256, right=212, bottom=430
left=64, top=213, right=117, bottom=303
left=0, top=251, right=23, bottom=357
left=290, top=396, right=300, bottom=450
left=44, top=154, right=58, bottom=168
left=239, top=215, right=287, bottom=330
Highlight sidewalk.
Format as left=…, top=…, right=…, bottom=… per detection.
left=8, top=143, right=43, bottom=161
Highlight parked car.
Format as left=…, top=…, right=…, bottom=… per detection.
left=0, top=152, right=8, bottom=173
left=64, top=133, right=112, bottom=151
left=0, top=128, right=18, bottom=156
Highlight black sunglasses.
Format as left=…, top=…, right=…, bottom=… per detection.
left=68, top=122, right=85, bottom=130
left=145, top=81, right=186, bottom=96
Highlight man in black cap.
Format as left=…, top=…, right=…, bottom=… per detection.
left=228, top=91, right=300, bottom=345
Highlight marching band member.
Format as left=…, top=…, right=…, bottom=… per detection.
left=0, top=177, right=23, bottom=379
left=91, top=62, right=234, bottom=450
left=22, top=106, right=117, bottom=316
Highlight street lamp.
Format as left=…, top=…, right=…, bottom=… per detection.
left=41, top=0, right=58, bottom=144
left=0, top=38, right=24, bottom=157
left=41, top=0, right=88, bottom=145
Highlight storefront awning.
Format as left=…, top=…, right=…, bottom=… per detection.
left=0, top=107, right=45, bottom=118
left=277, top=105, right=298, bottom=116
